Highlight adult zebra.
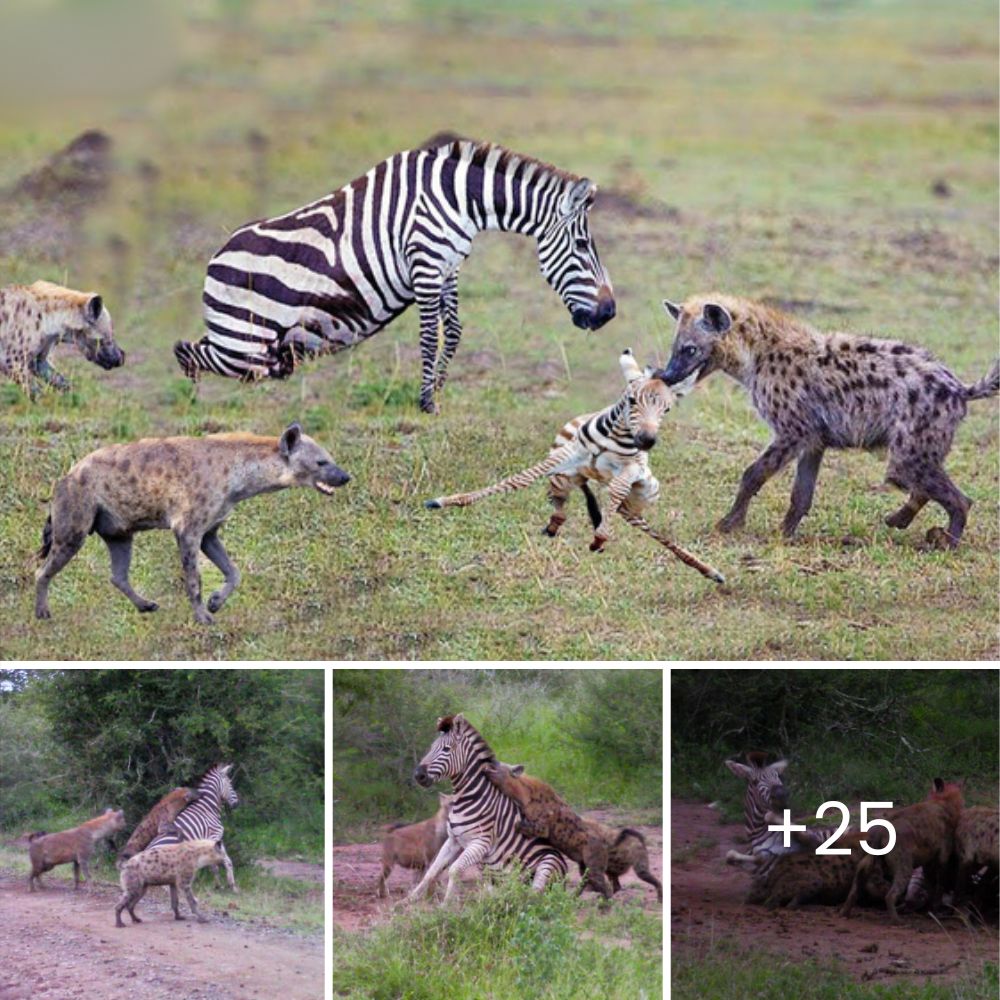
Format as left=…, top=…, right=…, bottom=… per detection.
left=406, top=714, right=567, bottom=903
left=174, top=136, right=615, bottom=413
left=146, top=763, right=240, bottom=891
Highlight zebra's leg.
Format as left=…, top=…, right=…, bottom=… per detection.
left=217, top=841, right=238, bottom=892
left=542, top=474, right=575, bottom=537
left=441, top=839, right=492, bottom=904
left=433, top=273, right=462, bottom=393
left=415, top=286, right=445, bottom=414
left=590, top=470, right=637, bottom=551
left=406, top=838, right=463, bottom=903
left=530, top=852, right=565, bottom=892
left=201, top=529, right=241, bottom=614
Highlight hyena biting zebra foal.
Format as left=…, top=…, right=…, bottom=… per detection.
left=657, top=296, right=999, bottom=547
left=426, top=349, right=724, bottom=584
left=35, top=423, right=349, bottom=624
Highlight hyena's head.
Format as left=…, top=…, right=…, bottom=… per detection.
left=482, top=761, right=531, bottom=807
left=618, top=348, right=695, bottom=452
left=47, top=284, right=125, bottom=371
left=536, top=177, right=615, bottom=331
left=655, top=297, right=734, bottom=386
left=278, top=423, right=351, bottom=494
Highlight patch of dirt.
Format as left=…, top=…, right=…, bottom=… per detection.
left=670, top=800, right=997, bottom=985
left=333, top=808, right=662, bottom=933
left=0, top=867, right=323, bottom=1000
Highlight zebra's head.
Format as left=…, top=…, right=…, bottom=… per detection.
left=618, top=349, right=696, bottom=452
left=536, top=178, right=615, bottom=332
left=214, top=763, right=240, bottom=810
left=725, top=753, right=790, bottom=813
left=414, top=714, right=484, bottom=788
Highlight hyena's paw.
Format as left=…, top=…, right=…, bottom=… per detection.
left=35, top=606, right=51, bottom=621
left=206, top=592, right=226, bottom=614
left=716, top=513, right=745, bottom=534
left=925, top=526, right=958, bottom=550
left=137, top=599, right=158, bottom=613
left=193, top=607, right=214, bottom=625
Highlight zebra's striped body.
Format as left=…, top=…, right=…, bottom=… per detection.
left=174, top=138, right=615, bottom=413
left=407, top=714, right=567, bottom=903
left=426, top=350, right=724, bottom=583
left=147, top=763, right=239, bottom=891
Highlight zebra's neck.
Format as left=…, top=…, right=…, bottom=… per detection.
left=197, top=775, right=222, bottom=813
left=425, top=142, right=572, bottom=240
left=589, top=394, right=635, bottom=451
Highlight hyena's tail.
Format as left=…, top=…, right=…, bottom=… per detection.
left=38, top=515, right=52, bottom=561
left=965, top=359, right=1000, bottom=401
left=620, top=512, right=726, bottom=585
left=611, top=827, right=646, bottom=848
left=425, top=445, right=579, bottom=510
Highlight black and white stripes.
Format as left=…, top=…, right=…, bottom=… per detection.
left=406, top=714, right=567, bottom=903
left=147, top=763, right=240, bottom=891
left=174, top=138, right=615, bottom=413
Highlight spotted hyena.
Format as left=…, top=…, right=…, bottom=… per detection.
left=657, top=296, right=999, bottom=547
left=117, top=787, right=201, bottom=865
left=35, top=422, right=350, bottom=624
left=0, top=280, right=124, bottom=398
left=28, top=808, right=126, bottom=891
left=115, top=839, right=225, bottom=926
left=954, top=805, right=999, bottom=911
left=746, top=831, right=890, bottom=910
left=377, top=793, right=454, bottom=898
left=580, top=818, right=661, bottom=902
left=841, top=778, right=964, bottom=922
left=482, top=762, right=613, bottom=899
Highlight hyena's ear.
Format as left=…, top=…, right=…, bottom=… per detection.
left=280, top=423, right=303, bottom=457
left=510, top=764, right=526, bottom=777
left=85, top=295, right=103, bottom=323
left=662, top=299, right=682, bottom=321
left=701, top=302, right=732, bottom=335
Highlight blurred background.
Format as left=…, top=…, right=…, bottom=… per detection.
left=0, top=0, right=996, bottom=659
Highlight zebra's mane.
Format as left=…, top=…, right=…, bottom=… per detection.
left=436, top=714, right=498, bottom=764
left=421, top=136, right=582, bottom=186
left=193, top=762, right=227, bottom=787
left=745, top=751, right=770, bottom=767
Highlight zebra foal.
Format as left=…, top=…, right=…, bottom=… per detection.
left=406, top=714, right=567, bottom=904
left=146, top=763, right=240, bottom=892
left=175, top=137, right=615, bottom=413
left=426, top=349, right=724, bottom=583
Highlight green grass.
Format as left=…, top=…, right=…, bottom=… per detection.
left=0, top=0, right=996, bottom=658
left=673, top=945, right=998, bottom=999
left=0, top=840, right=323, bottom=934
left=333, top=869, right=662, bottom=1000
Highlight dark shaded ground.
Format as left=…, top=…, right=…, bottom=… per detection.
left=671, top=799, right=997, bottom=985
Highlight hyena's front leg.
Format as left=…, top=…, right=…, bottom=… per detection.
left=31, top=357, right=70, bottom=392
left=174, top=530, right=212, bottom=624
left=719, top=439, right=798, bottom=533
left=103, top=535, right=158, bottom=612
left=201, top=528, right=241, bottom=614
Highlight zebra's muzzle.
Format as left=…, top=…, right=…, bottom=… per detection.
left=413, top=765, right=432, bottom=787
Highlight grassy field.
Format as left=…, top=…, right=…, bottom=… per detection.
left=0, top=0, right=996, bottom=659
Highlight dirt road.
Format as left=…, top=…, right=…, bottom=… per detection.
left=671, top=799, right=997, bottom=985
left=333, top=808, right=662, bottom=933
left=0, top=866, right=323, bottom=1000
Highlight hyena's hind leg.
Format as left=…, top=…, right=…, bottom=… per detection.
left=35, top=485, right=94, bottom=619
left=103, top=534, right=159, bottom=613
left=887, top=447, right=970, bottom=548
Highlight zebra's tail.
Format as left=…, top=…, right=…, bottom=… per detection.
left=425, top=445, right=579, bottom=510
left=620, top=512, right=726, bottom=585
left=173, top=340, right=207, bottom=381
left=173, top=338, right=273, bottom=383
left=611, top=827, right=646, bottom=848
left=964, top=359, right=1000, bottom=401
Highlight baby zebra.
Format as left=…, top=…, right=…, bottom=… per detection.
left=35, top=423, right=350, bottom=624
left=657, top=296, right=999, bottom=547
left=426, top=349, right=724, bottom=584
left=115, top=839, right=225, bottom=926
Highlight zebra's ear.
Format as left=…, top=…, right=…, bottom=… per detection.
left=560, top=178, right=596, bottom=217
left=725, top=759, right=752, bottom=781
left=771, top=759, right=789, bottom=774
left=619, top=349, right=643, bottom=384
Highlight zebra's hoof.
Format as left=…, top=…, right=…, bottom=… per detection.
left=425, top=499, right=442, bottom=510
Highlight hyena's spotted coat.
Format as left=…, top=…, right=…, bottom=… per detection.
left=35, top=423, right=350, bottom=624
left=118, top=787, right=201, bottom=864
left=657, top=295, right=999, bottom=547
left=115, top=839, right=225, bottom=926
left=0, top=281, right=124, bottom=398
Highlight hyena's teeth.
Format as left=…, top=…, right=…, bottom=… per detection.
left=315, top=482, right=336, bottom=495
